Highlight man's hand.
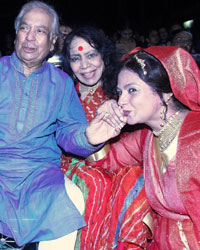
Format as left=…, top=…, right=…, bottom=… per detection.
left=85, top=100, right=127, bottom=145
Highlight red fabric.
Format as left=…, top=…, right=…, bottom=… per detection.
left=63, top=160, right=113, bottom=250
left=75, top=83, right=108, bottom=121
left=92, top=120, right=200, bottom=249
left=97, top=166, right=150, bottom=250
left=87, top=128, right=149, bottom=171
left=124, top=46, right=200, bottom=111
left=61, top=84, right=150, bottom=249
left=176, top=111, right=200, bottom=242
left=142, top=122, right=200, bottom=249
left=122, top=46, right=200, bottom=249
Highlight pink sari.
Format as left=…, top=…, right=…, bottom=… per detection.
left=94, top=119, right=200, bottom=249
left=95, top=46, right=200, bottom=249
left=144, top=130, right=200, bottom=249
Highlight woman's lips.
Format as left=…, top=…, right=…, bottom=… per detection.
left=81, top=71, right=95, bottom=79
left=123, top=110, right=131, bottom=116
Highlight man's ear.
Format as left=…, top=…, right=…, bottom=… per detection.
left=50, top=35, right=58, bottom=52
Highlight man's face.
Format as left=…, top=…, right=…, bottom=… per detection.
left=148, top=30, right=160, bottom=45
left=172, top=32, right=193, bottom=53
left=15, top=8, right=57, bottom=70
left=57, top=25, right=72, bottom=51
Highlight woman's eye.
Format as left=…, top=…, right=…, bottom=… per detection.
left=129, top=88, right=137, bottom=94
left=70, top=57, right=80, bottom=62
left=88, top=53, right=97, bottom=59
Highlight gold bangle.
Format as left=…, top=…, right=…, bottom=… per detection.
left=143, top=212, right=154, bottom=237
left=87, top=143, right=110, bottom=161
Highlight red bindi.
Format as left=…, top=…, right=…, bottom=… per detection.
left=78, top=46, right=83, bottom=51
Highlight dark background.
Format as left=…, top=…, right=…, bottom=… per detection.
left=1, top=0, right=200, bottom=48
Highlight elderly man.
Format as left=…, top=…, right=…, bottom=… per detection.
left=0, top=1, right=109, bottom=250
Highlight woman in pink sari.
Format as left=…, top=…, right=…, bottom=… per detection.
left=87, top=46, right=200, bottom=249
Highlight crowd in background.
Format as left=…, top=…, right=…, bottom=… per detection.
left=1, top=18, right=200, bottom=68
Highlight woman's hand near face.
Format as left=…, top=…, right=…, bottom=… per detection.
left=85, top=100, right=127, bottom=145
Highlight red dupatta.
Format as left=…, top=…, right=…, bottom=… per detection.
left=124, top=46, right=200, bottom=241
left=124, top=46, right=200, bottom=111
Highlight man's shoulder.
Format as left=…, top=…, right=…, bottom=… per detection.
left=47, top=62, right=68, bottom=77
left=46, top=62, right=74, bottom=89
left=0, top=55, right=11, bottom=72
left=0, top=55, right=10, bottom=64
left=47, top=62, right=72, bottom=82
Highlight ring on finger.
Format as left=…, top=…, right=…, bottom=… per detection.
left=104, top=112, right=110, bottom=119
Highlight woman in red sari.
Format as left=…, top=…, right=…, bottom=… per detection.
left=87, top=46, right=200, bottom=249
left=61, top=26, right=150, bottom=250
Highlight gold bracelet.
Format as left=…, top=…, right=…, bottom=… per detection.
left=87, top=143, right=110, bottom=161
left=143, top=212, right=154, bottom=237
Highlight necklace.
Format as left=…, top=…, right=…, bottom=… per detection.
left=153, top=111, right=182, bottom=152
left=79, top=82, right=101, bottom=101
left=79, top=82, right=101, bottom=95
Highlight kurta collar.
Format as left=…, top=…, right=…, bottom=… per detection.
left=11, top=52, right=48, bottom=75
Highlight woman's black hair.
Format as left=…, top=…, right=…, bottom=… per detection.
left=62, top=25, right=120, bottom=98
left=108, top=50, right=187, bottom=110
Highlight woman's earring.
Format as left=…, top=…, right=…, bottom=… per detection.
left=160, top=104, right=167, bottom=127
left=160, top=95, right=171, bottom=127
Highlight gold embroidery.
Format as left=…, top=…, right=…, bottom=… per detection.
left=154, top=139, right=169, bottom=174
left=153, top=111, right=182, bottom=152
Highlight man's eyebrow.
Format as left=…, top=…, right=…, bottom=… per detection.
left=19, top=22, right=49, bottom=30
